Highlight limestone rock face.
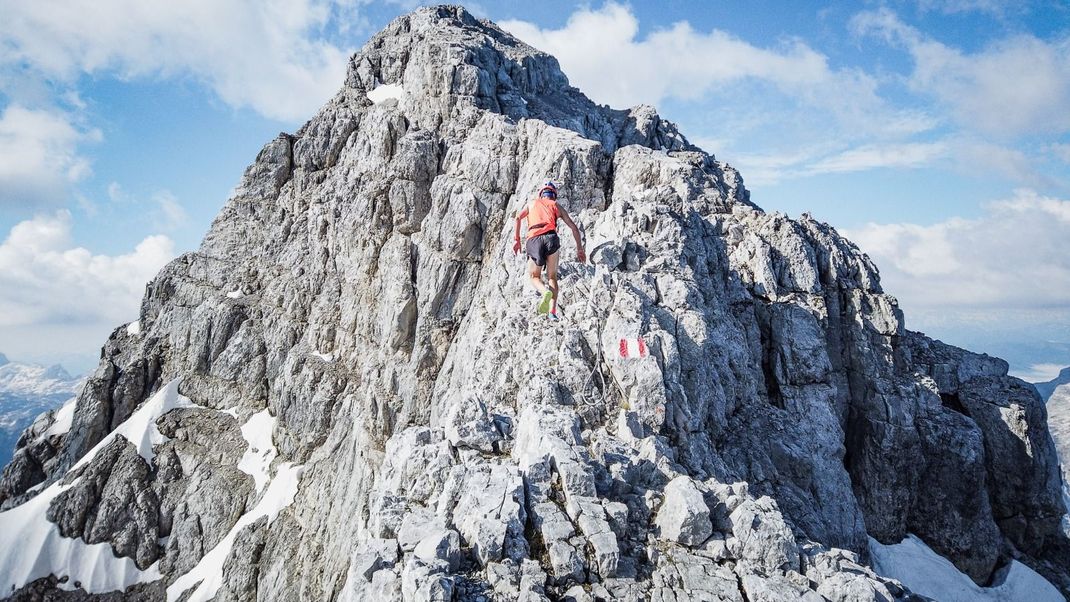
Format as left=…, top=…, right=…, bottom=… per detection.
left=655, top=476, right=712, bottom=546
left=1, top=5, right=1068, bottom=601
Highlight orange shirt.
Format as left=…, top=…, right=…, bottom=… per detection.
left=527, top=197, right=559, bottom=237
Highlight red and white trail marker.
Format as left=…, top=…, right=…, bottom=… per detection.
left=618, top=337, right=648, bottom=359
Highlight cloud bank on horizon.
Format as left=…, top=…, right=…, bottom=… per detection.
left=0, top=0, right=1067, bottom=372
left=844, top=189, right=1070, bottom=379
left=847, top=190, right=1070, bottom=309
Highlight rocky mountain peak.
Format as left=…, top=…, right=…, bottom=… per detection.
left=0, top=6, right=1067, bottom=602
left=0, top=358, right=82, bottom=397
left=0, top=352, right=8, bottom=367
left=40, top=364, right=72, bottom=382
left=339, top=4, right=699, bottom=155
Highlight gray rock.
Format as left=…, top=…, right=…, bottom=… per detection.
left=518, top=558, right=551, bottom=602
left=485, top=560, right=519, bottom=597
left=398, top=507, right=447, bottom=553
left=728, top=496, right=799, bottom=574
left=802, top=543, right=906, bottom=602
left=561, top=584, right=594, bottom=602
left=696, top=535, right=731, bottom=561
left=401, top=556, right=453, bottom=602
left=217, top=517, right=269, bottom=602
left=650, top=548, right=743, bottom=602
left=351, top=538, right=400, bottom=581
left=655, top=476, right=712, bottom=546
left=46, top=438, right=160, bottom=569
left=443, top=395, right=502, bottom=452
left=816, top=573, right=897, bottom=602
left=413, top=529, right=460, bottom=571
left=451, top=462, right=527, bottom=565
left=742, top=573, right=824, bottom=602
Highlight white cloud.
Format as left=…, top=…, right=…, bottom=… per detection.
left=914, top=0, right=1009, bottom=15
left=0, top=0, right=358, bottom=121
left=105, top=183, right=188, bottom=231
left=1013, top=363, right=1067, bottom=382
left=807, top=142, right=947, bottom=174
left=704, top=141, right=946, bottom=186
left=720, top=145, right=836, bottom=186
left=499, top=3, right=919, bottom=135
left=853, top=9, right=1070, bottom=137
left=106, top=182, right=124, bottom=203
left=151, top=191, right=188, bottom=231
left=0, top=211, right=174, bottom=328
left=845, top=189, right=1070, bottom=309
left=0, top=104, right=99, bottom=207
left=992, top=188, right=1070, bottom=222
left=501, top=3, right=949, bottom=189
left=952, top=139, right=1054, bottom=187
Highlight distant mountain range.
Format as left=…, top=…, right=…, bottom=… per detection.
left=0, top=352, right=83, bottom=467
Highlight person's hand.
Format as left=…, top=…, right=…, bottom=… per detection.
left=513, top=239, right=521, bottom=255
left=578, top=248, right=587, bottom=264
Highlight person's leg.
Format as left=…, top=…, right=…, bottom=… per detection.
left=546, top=251, right=560, bottom=314
left=528, top=258, right=546, bottom=294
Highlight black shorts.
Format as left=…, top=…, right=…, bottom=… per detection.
left=526, top=231, right=560, bottom=267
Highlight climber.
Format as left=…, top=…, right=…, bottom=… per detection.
left=512, top=181, right=586, bottom=320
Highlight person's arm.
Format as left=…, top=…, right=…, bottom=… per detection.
left=513, top=207, right=529, bottom=255
left=558, top=206, right=586, bottom=263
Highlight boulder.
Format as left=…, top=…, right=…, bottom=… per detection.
left=655, top=476, right=712, bottom=546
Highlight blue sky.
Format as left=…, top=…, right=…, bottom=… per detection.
left=0, top=0, right=1068, bottom=378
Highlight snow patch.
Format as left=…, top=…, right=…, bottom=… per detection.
left=869, top=534, right=1063, bottom=602
left=237, top=409, right=278, bottom=493
left=311, top=351, right=334, bottom=362
left=166, top=463, right=304, bottom=602
left=74, top=378, right=195, bottom=469
left=42, top=396, right=78, bottom=438
left=225, top=290, right=243, bottom=299
left=0, top=477, right=161, bottom=593
left=367, top=82, right=405, bottom=104
left=126, top=320, right=141, bottom=336
left=0, top=378, right=195, bottom=594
